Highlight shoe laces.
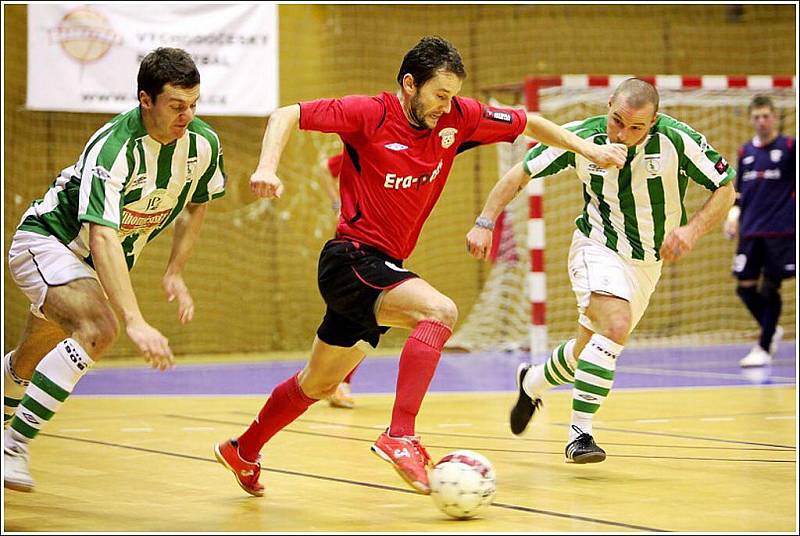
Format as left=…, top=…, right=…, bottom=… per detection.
left=570, top=425, right=593, bottom=443
left=408, top=436, right=432, bottom=467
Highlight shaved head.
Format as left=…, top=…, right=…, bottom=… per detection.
left=610, top=78, right=660, bottom=113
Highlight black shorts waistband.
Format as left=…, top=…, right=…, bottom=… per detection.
left=329, top=237, right=404, bottom=267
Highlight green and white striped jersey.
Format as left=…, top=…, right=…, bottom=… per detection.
left=523, top=113, right=735, bottom=263
left=18, top=107, right=226, bottom=269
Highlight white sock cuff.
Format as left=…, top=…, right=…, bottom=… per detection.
left=588, top=334, right=624, bottom=358
left=5, top=351, right=29, bottom=387
left=36, top=338, right=94, bottom=392
left=564, top=339, right=577, bottom=369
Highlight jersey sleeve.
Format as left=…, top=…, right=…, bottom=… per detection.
left=522, top=119, right=598, bottom=178
left=299, top=95, right=386, bottom=136
left=192, top=132, right=226, bottom=204
left=327, top=152, right=345, bottom=177
left=455, top=97, right=527, bottom=149
left=77, top=135, right=130, bottom=229
left=672, top=124, right=735, bottom=191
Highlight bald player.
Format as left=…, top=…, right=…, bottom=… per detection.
left=466, top=78, right=736, bottom=463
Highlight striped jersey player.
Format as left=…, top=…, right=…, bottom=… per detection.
left=466, top=78, right=736, bottom=463
left=17, top=108, right=224, bottom=270
left=524, top=113, right=734, bottom=263
left=4, top=48, right=224, bottom=493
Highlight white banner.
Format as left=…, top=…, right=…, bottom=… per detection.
left=27, top=4, right=278, bottom=116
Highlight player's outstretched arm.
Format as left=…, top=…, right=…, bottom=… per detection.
left=660, top=182, right=736, bottom=262
left=250, top=104, right=301, bottom=199
left=466, top=162, right=528, bottom=260
left=163, top=202, right=208, bottom=325
left=525, top=113, right=626, bottom=169
left=89, top=224, right=174, bottom=370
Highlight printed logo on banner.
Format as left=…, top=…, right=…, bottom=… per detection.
left=48, top=6, right=123, bottom=64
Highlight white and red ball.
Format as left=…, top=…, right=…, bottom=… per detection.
left=429, top=450, right=496, bottom=520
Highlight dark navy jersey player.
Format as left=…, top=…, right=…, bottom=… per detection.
left=212, top=36, right=627, bottom=498
left=724, top=94, right=796, bottom=367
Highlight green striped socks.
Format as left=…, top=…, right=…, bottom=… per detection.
left=8, top=339, right=93, bottom=445
left=522, top=339, right=577, bottom=397
left=4, top=351, right=29, bottom=425
left=570, top=334, right=623, bottom=439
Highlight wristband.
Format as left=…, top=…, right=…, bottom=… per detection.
left=475, top=216, right=494, bottom=230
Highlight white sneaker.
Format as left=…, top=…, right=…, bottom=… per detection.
left=739, top=346, right=772, bottom=368
left=769, top=326, right=784, bottom=355
left=4, top=443, right=34, bottom=492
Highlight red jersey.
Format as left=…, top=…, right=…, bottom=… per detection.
left=326, top=152, right=344, bottom=178
left=299, top=92, right=526, bottom=260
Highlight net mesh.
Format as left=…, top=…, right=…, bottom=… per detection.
left=448, top=85, right=797, bottom=353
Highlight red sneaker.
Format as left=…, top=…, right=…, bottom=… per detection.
left=370, top=429, right=432, bottom=494
left=214, top=439, right=265, bottom=497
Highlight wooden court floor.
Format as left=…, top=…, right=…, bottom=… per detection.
left=3, top=386, right=796, bottom=532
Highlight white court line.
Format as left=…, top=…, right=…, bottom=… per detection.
left=181, top=426, right=216, bottom=432
left=619, top=365, right=796, bottom=382
left=120, top=427, right=153, bottom=433
left=58, top=428, right=93, bottom=433
left=438, top=423, right=473, bottom=428
left=765, top=416, right=796, bottom=420
left=635, top=419, right=670, bottom=424
left=700, top=417, right=735, bottom=422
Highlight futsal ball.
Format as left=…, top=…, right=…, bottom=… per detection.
left=429, top=450, right=496, bottom=520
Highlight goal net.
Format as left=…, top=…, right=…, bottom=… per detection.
left=447, top=76, right=796, bottom=357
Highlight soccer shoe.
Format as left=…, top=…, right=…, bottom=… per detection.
left=739, top=346, right=772, bottom=368
left=565, top=426, right=606, bottom=464
left=4, top=443, right=34, bottom=492
left=327, top=382, right=355, bottom=409
left=769, top=326, right=784, bottom=355
left=213, top=439, right=264, bottom=497
left=509, top=363, right=543, bottom=435
left=371, top=429, right=432, bottom=494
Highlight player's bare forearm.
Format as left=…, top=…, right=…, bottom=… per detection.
left=478, top=162, right=528, bottom=222
left=165, top=203, right=207, bottom=277
left=255, top=104, right=301, bottom=174
left=89, top=224, right=145, bottom=325
left=687, top=182, right=737, bottom=240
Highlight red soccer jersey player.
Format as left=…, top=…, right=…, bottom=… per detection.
left=215, top=36, right=625, bottom=498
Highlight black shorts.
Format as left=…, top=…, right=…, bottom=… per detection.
left=316, top=239, right=418, bottom=348
left=733, top=236, right=796, bottom=281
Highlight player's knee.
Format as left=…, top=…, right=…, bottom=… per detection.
left=599, top=316, right=631, bottom=344
left=422, top=296, right=458, bottom=328
left=758, top=277, right=782, bottom=300
left=74, top=308, right=119, bottom=356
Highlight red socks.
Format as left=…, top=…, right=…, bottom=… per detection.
left=389, top=320, right=452, bottom=437
left=237, top=373, right=317, bottom=462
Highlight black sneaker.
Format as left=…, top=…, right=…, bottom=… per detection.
left=509, top=363, right=543, bottom=435
left=565, top=425, right=606, bottom=463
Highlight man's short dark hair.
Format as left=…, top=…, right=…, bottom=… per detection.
left=749, top=94, right=775, bottom=113
left=137, top=47, right=200, bottom=102
left=396, top=36, right=466, bottom=89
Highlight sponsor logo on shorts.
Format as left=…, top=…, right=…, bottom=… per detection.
left=384, top=261, right=408, bottom=272
left=715, top=157, right=729, bottom=175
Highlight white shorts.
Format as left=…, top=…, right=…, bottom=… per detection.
left=7, top=231, right=98, bottom=320
left=567, top=230, right=662, bottom=335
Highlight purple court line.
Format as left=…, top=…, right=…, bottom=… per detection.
left=72, top=342, right=796, bottom=396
